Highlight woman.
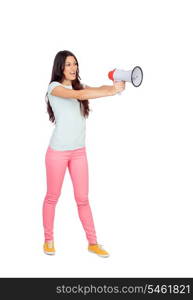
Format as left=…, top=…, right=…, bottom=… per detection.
left=43, top=50, right=125, bottom=258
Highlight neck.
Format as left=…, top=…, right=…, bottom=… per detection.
left=61, top=79, right=72, bottom=86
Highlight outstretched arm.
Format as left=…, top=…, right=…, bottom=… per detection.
left=51, top=82, right=125, bottom=101
left=51, top=85, right=117, bottom=101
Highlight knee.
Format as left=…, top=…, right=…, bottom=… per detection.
left=44, top=192, right=61, bottom=205
left=75, top=195, right=89, bottom=206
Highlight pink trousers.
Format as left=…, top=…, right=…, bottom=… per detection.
left=42, top=146, right=97, bottom=244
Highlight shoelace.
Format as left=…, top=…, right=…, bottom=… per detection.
left=89, top=244, right=104, bottom=249
left=97, top=244, right=105, bottom=250
left=46, top=242, right=54, bottom=249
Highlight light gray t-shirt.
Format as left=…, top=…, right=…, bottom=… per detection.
left=47, top=81, right=86, bottom=151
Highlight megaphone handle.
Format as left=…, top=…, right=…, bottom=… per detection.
left=114, top=80, right=122, bottom=96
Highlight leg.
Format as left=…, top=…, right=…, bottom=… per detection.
left=68, top=147, right=97, bottom=244
left=42, top=147, right=69, bottom=242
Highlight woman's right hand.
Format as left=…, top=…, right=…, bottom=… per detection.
left=111, top=81, right=125, bottom=95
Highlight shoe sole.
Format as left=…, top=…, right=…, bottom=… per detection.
left=44, top=251, right=55, bottom=255
left=88, top=250, right=109, bottom=258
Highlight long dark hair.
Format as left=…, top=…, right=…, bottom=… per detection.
left=45, top=50, right=91, bottom=124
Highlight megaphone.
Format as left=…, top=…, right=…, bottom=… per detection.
left=108, top=66, right=143, bottom=87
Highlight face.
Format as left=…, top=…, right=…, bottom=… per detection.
left=63, top=56, right=78, bottom=81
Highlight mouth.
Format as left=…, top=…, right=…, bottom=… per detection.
left=70, top=72, right=76, bottom=76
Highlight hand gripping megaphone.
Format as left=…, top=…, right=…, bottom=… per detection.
left=108, top=66, right=143, bottom=87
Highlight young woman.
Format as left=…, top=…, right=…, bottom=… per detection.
left=43, top=50, right=125, bottom=258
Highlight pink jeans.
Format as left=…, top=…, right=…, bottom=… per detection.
left=42, top=146, right=97, bottom=244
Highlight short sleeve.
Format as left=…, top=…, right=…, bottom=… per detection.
left=47, top=81, right=62, bottom=95
left=82, top=82, right=87, bottom=88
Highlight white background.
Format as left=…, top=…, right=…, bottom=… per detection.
left=0, top=0, right=192, bottom=277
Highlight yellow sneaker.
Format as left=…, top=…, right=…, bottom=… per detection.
left=43, top=242, right=55, bottom=255
left=88, top=244, right=109, bottom=258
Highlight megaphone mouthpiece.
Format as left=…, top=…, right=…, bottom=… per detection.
left=108, top=69, right=116, bottom=81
